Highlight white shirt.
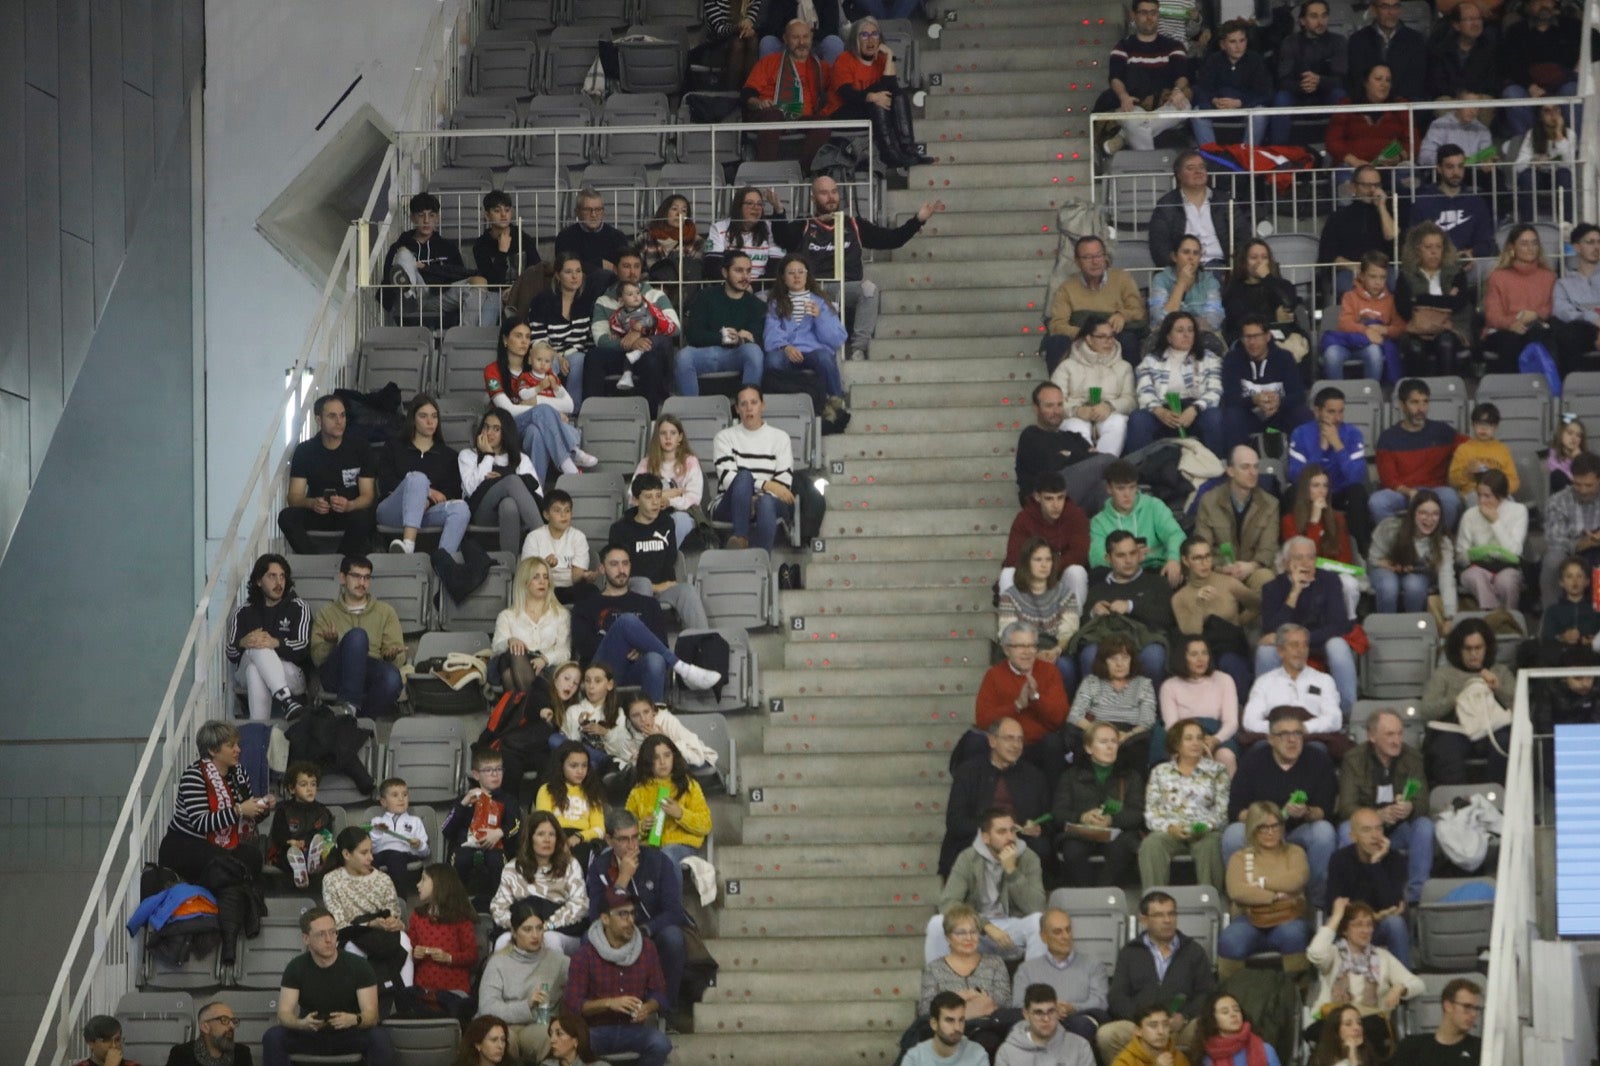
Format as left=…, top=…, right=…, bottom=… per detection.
left=1243, top=664, right=1342, bottom=734
left=1182, top=191, right=1224, bottom=263
left=519, top=525, right=590, bottom=587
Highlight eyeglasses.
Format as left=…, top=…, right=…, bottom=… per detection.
left=202, top=1015, right=238, bottom=1027
left=1005, top=642, right=1038, bottom=650
left=858, top=29, right=881, bottom=38
left=1271, top=729, right=1306, bottom=738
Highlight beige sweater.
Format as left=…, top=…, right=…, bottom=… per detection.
left=1171, top=572, right=1261, bottom=635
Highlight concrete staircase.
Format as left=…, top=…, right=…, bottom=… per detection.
left=671, top=1, right=1121, bottom=1061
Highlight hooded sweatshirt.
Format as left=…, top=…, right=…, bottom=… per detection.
left=1112, top=1038, right=1192, bottom=1066
left=995, top=1020, right=1097, bottom=1066
left=1335, top=283, right=1405, bottom=339
left=1088, top=493, right=1187, bottom=569
left=1052, top=335, right=1138, bottom=415
left=1005, top=497, right=1091, bottom=572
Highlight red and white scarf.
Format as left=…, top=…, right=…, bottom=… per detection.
left=200, top=758, right=252, bottom=850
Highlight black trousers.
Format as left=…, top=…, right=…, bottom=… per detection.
left=277, top=506, right=376, bottom=555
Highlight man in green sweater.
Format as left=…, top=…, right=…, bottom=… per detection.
left=674, top=251, right=767, bottom=396
left=1087, top=460, right=1186, bottom=584
left=309, top=554, right=407, bottom=717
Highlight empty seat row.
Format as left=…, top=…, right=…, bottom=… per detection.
left=491, top=0, right=702, bottom=35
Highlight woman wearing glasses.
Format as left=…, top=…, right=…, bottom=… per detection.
left=827, top=17, right=933, bottom=172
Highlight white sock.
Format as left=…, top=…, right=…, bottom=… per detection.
left=624, top=349, right=642, bottom=365
left=560, top=457, right=580, bottom=475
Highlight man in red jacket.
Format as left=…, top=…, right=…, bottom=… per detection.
left=1001, top=472, right=1091, bottom=609
left=975, top=622, right=1071, bottom=783
left=1370, top=378, right=1467, bottom=529
left=743, top=20, right=831, bottom=165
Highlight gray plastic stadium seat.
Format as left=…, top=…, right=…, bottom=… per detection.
left=660, top=395, right=733, bottom=459
left=580, top=165, right=653, bottom=231
left=315, top=719, right=379, bottom=805
left=674, top=627, right=759, bottom=713
left=686, top=711, right=738, bottom=794
left=1495, top=221, right=1561, bottom=256
left=520, top=98, right=595, bottom=171
left=1310, top=377, right=1384, bottom=447
left=1111, top=235, right=1155, bottom=275
left=693, top=548, right=776, bottom=629
left=429, top=168, right=495, bottom=243
left=439, top=553, right=516, bottom=631
left=388, top=1017, right=465, bottom=1066
left=1415, top=877, right=1495, bottom=970
left=449, top=99, right=520, bottom=169
left=617, top=26, right=688, bottom=96
left=234, top=905, right=319, bottom=990
left=501, top=165, right=573, bottom=235
left=354, top=553, right=434, bottom=634
left=557, top=474, right=628, bottom=546
left=386, top=717, right=470, bottom=803
left=1428, top=783, right=1503, bottom=817
left=281, top=554, right=342, bottom=624
left=1265, top=232, right=1320, bottom=300
left=116, top=991, right=194, bottom=1064
left=1149, top=884, right=1225, bottom=960
left=569, top=0, right=632, bottom=28
left=140, top=931, right=222, bottom=992
left=1416, top=376, right=1469, bottom=431
left=359, top=327, right=434, bottom=396
left=544, top=27, right=606, bottom=95
left=1398, top=972, right=1483, bottom=1040
left=210, top=988, right=282, bottom=1048
left=675, top=94, right=744, bottom=165
left=763, top=392, right=822, bottom=472
left=1359, top=613, right=1438, bottom=699
left=598, top=94, right=671, bottom=168
left=642, top=0, right=704, bottom=23
left=440, top=325, right=501, bottom=399
left=1474, top=373, right=1555, bottom=505
left=655, top=163, right=721, bottom=234
left=1044, top=888, right=1132, bottom=975
left=879, top=25, right=920, bottom=88
left=578, top=396, right=652, bottom=470
left=1105, top=150, right=1176, bottom=230
left=1349, top=699, right=1426, bottom=750
left=734, top=160, right=806, bottom=201
left=473, top=37, right=540, bottom=99
left=494, top=0, right=559, bottom=33
left=1563, top=372, right=1600, bottom=425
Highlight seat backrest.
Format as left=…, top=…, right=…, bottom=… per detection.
left=675, top=94, right=744, bottom=166
left=360, top=327, right=434, bottom=395
left=117, top=991, right=195, bottom=1064
left=494, top=0, right=559, bottom=32
left=367, top=553, right=434, bottom=633
left=233, top=921, right=309, bottom=989
left=473, top=38, right=540, bottom=98
left=1265, top=233, right=1321, bottom=294
left=438, top=552, right=516, bottom=631
left=616, top=33, right=687, bottom=95
left=579, top=165, right=652, bottom=230
left=1111, top=235, right=1155, bottom=275
left=1045, top=887, right=1132, bottom=974
left=1348, top=699, right=1426, bottom=749
left=577, top=395, right=652, bottom=470
left=673, top=627, right=756, bottom=712
left=693, top=548, right=773, bottom=629
left=568, top=0, right=631, bottom=27
left=1562, top=372, right=1600, bottom=425
left=440, top=324, right=502, bottom=400
left=416, top=630, right=494, bottom=662
left=429, top=168, right=495, bottom=243
left=762, top=393, right=820, bottom=471
left=1428, top=783, right=1503, bottom=817
left=1417, top=376, right=1469, bottom=431
left=660, top=395, right=732, bottom=458
left=387, top=1017, right=466, bottom=1061
left=521, top=109, right=593, bottom=170
left=1415, top=877, right=1496, bottom=969
left=386, top=717, right=469, bottom=802
left=448, top=103, right=519, bottom=168
left=210, top=988, right=282, bottom=1047
left=1359, top=613, right=1438, bottom=699
left=1474, top=373, right=1554, bottom=446
left=685, top=711, right=736, bottom=794
left=501, top=165, right=573, bottom=234
left=598, top=95, right=670, bottom=167
left=641, top=0, right=704, bottom=23
left=544, top=27, right=606, bottom=94
left=1103, top=152, right=1175, bottom=227
left=655, top=163, right=721, bottom=232
left=558, top=474, right=628, bottom=545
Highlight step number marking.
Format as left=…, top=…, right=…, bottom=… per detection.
left=726, top=879, right=741, bottom=895
left=929, top=73, right=942, bottom=86
left=830, top=460, right=845, bottom=475
left=769, top=697, right=785, bottom=714
left=790, top=616, right=805, bottom=631
left=811, top=538, right=826, bottom=553
left=944, top=10, right=957, bottom=20
left=749, top=787, right=764, bottom=803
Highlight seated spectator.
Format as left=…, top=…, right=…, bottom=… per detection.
left=1126, top=312, right=1226, bottom=455
left=76, top=1016, right=142, bottom=1066
left=583, top=810, right=688, bottom=1022
left=1000, top=539, right=1084, bottom=695
left=676, top=251, right=766, bottom=398
left=228, top=553, right=310, bottom=723
left=443, top=747, right=522, bottom=910
left=977, top=622, right=1072, bottom=779
left=563, top=890, right=673, bottom=1066
left=1109, top=1005, right=1191, bottom=1066
left=1094, top=0, right=1193, bottom=156
left=309, top=554, right=406, bottom=718
left=1541, top=556, right=1600, bottom=654
left=590, top=253, right=678, bottom=416
left=1159, top=635, right=1243, bottom=775
left=1002, top=472, right=1092, bottom=604
left=1554, top=224, right=1600, bottom=371
left=1088, top=462, right=1186, bottom=584
left=1509, top=103, right=1576, bottom=229
left=1010, top=919, right=1110, bottom=1052
left=1391, top=978, right=1484, bottom=1066
left=828, top=16, right=932, bottom=170
left=376, top=393, right=468, bottom=557
left=1049, top=308, right=1139, bottom=454
left=1017, top=383, right=1116, bottom=512
left=474, top=190, right=541, bottom=312
left=1416, top=95, right=1497, bottom=177
left=1306, top=899, right=1422, bottom=1059
left=1539, top=453, right=1600, bottom=604
left=524, top=253, right=596, bottom=411
left=1171, top=540, right=1258, bottom=704
left=1070, top=636, right=1159, bottom=763
left=703, top=186, right=785, bottom=282
left=1201, top=995, right=1283, bottom=1066
left=1053, top=722, right=1147, bottom=886
left=1328, top=807, right=1418, bottom=963
left=1427, top=5, right=1499, bottom=101
left=998, top=984, right=1099, bottom=1066
left=1421, top=617, right=1514, bottom=783
left=941, top=716, right=1051, bottom=877
left=1138, top=719, right=1229, bottom=892
left=703, top=0, right=761, bottom=90
left=1497, top=0, right=1581, bottom=137
left=164, top=1002, right=245, bottom=1066
left=1195, top=445, right=1281, bottom=593
left=1218, top=800, right=1314, bottom=977
left=1548, top=417, right=1596, bottom=494
left=1221, top=242, right=1307, bottom=355
left=633, top=416, right=705, bottom=548
left=381, top=192, right=496, bottom=327
left=477, top=902, right=571, bottom=1063
left=743, top=20, right=833, bottom=166
left=489, top=812, right=589, bottom=956
left=639, top=195, right=703, bottom=289
left=764, top=252, right=848, bottom=415
left=461, top=410, right=546, bottom=557
left=1369, top=489, right=1457, bottom=621
left=1222, top=708, right=1338, bottom=905
left=906, top=961, right=1013, bottom=1066
left=1282, top=463, right=1359, bottom=589
left=1044, top=242, right=1149, bottom=374
left=1406, top=147, right=1498, bottom=263
left=554, top=190, right=628, bottom=289
left=1097, top=890, right=1215, bottom=1063
left=1267, top=0, right=1349, bottom=146
left=607, top=695, right=717, bottom=778
left=1327, top=65, right=1416, bottom=175
left=1535, top=647, right=1600, bottom=767
left=262, top=906, right=393, bottom=1066
left=1348, top=0, right=1428, bottom=104
left=1244, top=627, right=1348, bottom=753
left=322, top=827, right=413, bottom=990
left=927, top=809, right=1047, bottom=963
left=486, top=323, right=598, bottom=484
left=520, top=491, right=593, bottom=606
left=1288, top=388, right=1373, bottom=553
left=625, top=738, right=711, bottom=867
left=757, top=0, right=844, bottom=62
left=1317, top=166, right=1398, bottom=298
left=1148, top=151, right=1251, bottom=270
left=712, top=384, right=795, bottom=551
left=1077, top=531, right=1179, bottom=682
left=368, top=779, right=428, bottom=898
left=1394, top=221, right=1474, bottom=378
left=267, top=763, right=334, bottom=890
left=1450, top=404, right=1519, bottom=513
left=1258, top=539, right=1359, bottom=716
left=1371, top=377, right=1466, bottom=528
left=1149, top=236, right=1225, bottom=351
left=1190, top=20, right=1272, bottom=147
left=278, top=394, right=377, bottom=556
left=1482, top=223, right=1559, bottom=374
left=608, top=473, right=711, bottom=631
left=1320, top=251, right=1404, bottom=383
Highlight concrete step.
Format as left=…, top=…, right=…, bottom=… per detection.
left=826, top=457, right=1017, bottom=486
left=826, top=430, right=1016, bottom=462
left=715, top=904, right=931, bottom=940
left=940, top=23, right=1114, bottom=46
left=768, top=693, right=974, bottom=727
left=805, top=533, right=1005, bottom=563
left=910, top=211, right=1057, bottom=238
left=850, top=377, right=1033, bottom=406
left=844, top=406, right=1032, bottom=433
left=694, top=998, right=915, bottom=1035
left=848, top=354, right=1042, bottom=384
left=889, top=232, right=1055, bottom=261
left=722, top=874, right=942, bottom=911
left=716, top=843, right=939, bottom=881
left=937, top=4, right=1120, bottom=30
left=747, top=785, right=949, bottom=819
left=705, top=934, right=926, bottom=970
left=818, top=482, right=1016, bottom=511
left=777, top=586, right=992, bottom=616
left=923, top=46, right=1106, bottom=74
left=781, top=635, right=991, bottom=668
left=921, top=116, right=1078, bottom=143
left=903, top=159, right=1091, bottom=192
left=929, top=139, right=1092, bottom=167
left=760, top=721, right=968, bottom=754
left=868, top=335, right=1044, bottom=360
left=928, top=70, right=1103, bottom=96
left=788, top=609, right=994, bottom=641
left=879, top=283, right=1050, bottom=312
left=704, top=968, right=919, bottom=1004
left=668, top=1032, right=900, bottom=1066
left=818, top=501, right=1015, bottom=535
left=870, top=257, right=1051, bottom=289
left=925, top=93, right=1089, bottom=120
left=737, top=752, right=951, bottom=790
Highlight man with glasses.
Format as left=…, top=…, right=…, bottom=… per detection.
left=996, top=983, right=1096, bottom=1066
left=1148, top=151, right=1251, bottom=271
left=1093, top=0, right=1192, bottom=157
left=1392, top=977, right=1483, bottom=1065
left=565, top=889, right=673, bottom=1066
left=308, top=554, right=405, bottom=718
left=263, top=907, right=393, bottom=1066
left=1428, top=4, right=1499, bottom=101
left=555, top=189, right=628, bottom=291
left=1327, top=806, right=1417, bottom=963
left=1221, top=705, right=1338, bottom=906
left=1553, top=222, right=1600, bottom=372
left=1317, top=164, right=1396, bottom=297
left=1219, top=315, right=1310, bottom=455
left=584, top=810, right=688, bottom=1026
left=1195, top=444, right=1283, bottom=593
left=1099, top=891, right=1214, bottom=1062
left=1347, top=0, right=1427, bottom=104
left=166, top=1002, right=252, bottom=1066
left=940, top=716, right=1051, bottom=876
left=1042, top=237, right=1147, bottom=371
left=976, top=623, right=1071, bottom=780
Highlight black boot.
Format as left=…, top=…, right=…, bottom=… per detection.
left=890, top=92, right=934, bottom=167
left=869, top=105, right=913, bottom=169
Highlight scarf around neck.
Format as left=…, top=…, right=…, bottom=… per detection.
left=1205, top=1022, right=1269, bottom=1066
left=1332, top=938, right=1384, bottom=1009
left=586, top=919, right=644, bottom=966
left=200, top=758, right=250, bottom=849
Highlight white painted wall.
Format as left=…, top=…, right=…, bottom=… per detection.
left=202, top=0, right=444, bottom=534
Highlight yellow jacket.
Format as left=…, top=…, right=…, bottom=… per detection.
left=1448, top=438, right=1518, bottom=496
left=534, top=784, right=605, bottom=842
left=626, top=776, right=712, bottom=848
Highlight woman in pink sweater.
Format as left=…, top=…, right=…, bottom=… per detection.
left=1156, top=635, right=1240, bottom=775
left=1482, top=224, right=1557, bottom=373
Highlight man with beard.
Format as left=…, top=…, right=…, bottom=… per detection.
left=164, top=1001, right=255, bottom=1066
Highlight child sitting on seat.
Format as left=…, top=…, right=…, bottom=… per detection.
left=268, top=761, right=336, bottom=889
left=368, top=776, right=430, bottom=897
left=442, top=745, right=523, bottom=910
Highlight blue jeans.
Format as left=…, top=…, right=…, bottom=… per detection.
left=318, top=628, right=404, bottom=715
left=375, top=470, right=469, bottom=551
left=759, top=34, right=844, bottom=63
left=589, top=1023, right=673, bottom=1066
left=1320, top=332, right=1388, bottom=381
left=676, top=342, right=763, bottom=395
left=1268, top=86, right=1348, bottom=144
left=713, top=469, right=793, bottom=550
left=565, top=349, right=588, bottom=412
left=515, top=404, right=581, bottom=476
left=1255, top=638, right=1356, bottom=715
left=1125, top=405, right=1224, bottom=456
left=593, top=613, right=677, bottom=701
left=765, top=345, right=844, bottom=396
left=1338, top=815, right=1434, bottom=904
left=1077, top=641, right=1167, bottom=684
left=1503, top=81, right=1577, bottom=137
left=1222, top=819, right=1337, bottom=907
left=262, top=1024, right=395, bottom=1066
left=1190, top=107, right=1269, bottom=148
left=1369, top=487, right=1460, bottom=529
left=1370, top=568, right=1432, bottom=613
left=1216, top=917, right=1312, bottom=959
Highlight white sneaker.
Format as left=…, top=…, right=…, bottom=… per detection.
left=616, top=370, right=636, bottom=390
left=573, top=448, right=600, bottom=468
left=674, top=661, right=722, bottom=691
left=559, top=457, right=581, bottom=475
left=849, top=348, right=868, bottom=362
left=389, top=537, right=413, bottom=554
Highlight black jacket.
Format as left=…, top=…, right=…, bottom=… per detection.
left=1346, top=23, right=1428, bottom=104
left=772, top=213, right=924, bottom=282
left=758, top=0, right=840, bottom=41
left=376, top=438, right=463, bottom=501
left=1148, top=186, right=1251, bottom=269
left=1227, top=743, right=1339, bottom=826
left=1427, top=32, right=1500, bottom=100
left=1325, top=843, right=1407, bottom=914
left=940, top=757, right=1051, bottom=875
left=571, top=591, right=668, bottom=664
left=164, top=1043, right=255, bottom=1066
left=1108, top=932, right=1216, bottom=1018
left=1014, top=425, right=1095, bottom=496
left=472, top=227, right=542, bottom=285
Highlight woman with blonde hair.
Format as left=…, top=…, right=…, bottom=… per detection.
left=1217, top=801, right=1312, bottom=978
left=1481, top=223, right=1557, bottom=373
left=491, top=556, right=571, bottom=694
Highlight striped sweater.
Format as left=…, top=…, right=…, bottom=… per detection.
left=713, top=421, right=793, bottom=493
